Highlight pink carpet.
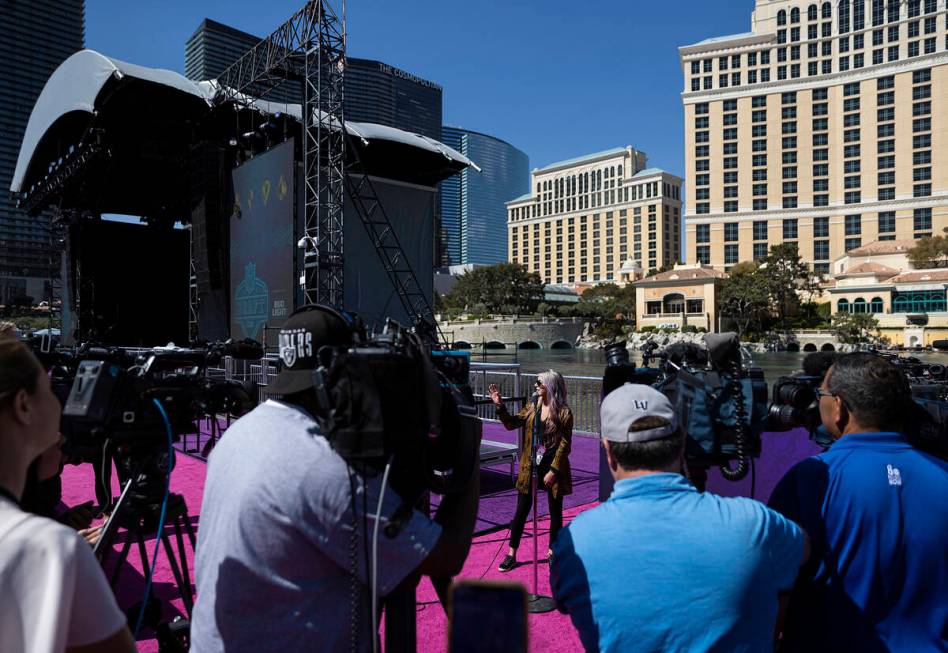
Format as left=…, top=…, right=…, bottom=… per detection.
left=59, top=451, right=589, bottom=652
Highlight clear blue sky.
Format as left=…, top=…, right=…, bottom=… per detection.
left=86, top=0, right=754, bottom=178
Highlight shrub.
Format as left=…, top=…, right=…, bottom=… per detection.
left=681, top=325, right=698, bottom=333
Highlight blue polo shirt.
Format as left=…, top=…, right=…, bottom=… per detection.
left=551, top=473, right=805, bottom=653
left=769, top=432, right=948, bottom=652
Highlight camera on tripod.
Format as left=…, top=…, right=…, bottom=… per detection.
left=767, top=351, right=948, bottom=458
left=601, top=333, right=769, bottom=485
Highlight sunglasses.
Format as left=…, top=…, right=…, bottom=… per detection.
left=535, top=381, right=544, bottom=388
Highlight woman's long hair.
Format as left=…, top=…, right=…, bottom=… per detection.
left=0, top=340, right=41, bottom=410
left=538, top=369, right=568, bottom=426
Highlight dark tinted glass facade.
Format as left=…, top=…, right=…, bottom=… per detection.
left=441, top=127, right=528, bottom=265
left=0, top=0, right=84, bottom=301
left=344, top=58, right=442, bottom=141
left=184, top=23, right=442, bottom=141
left=185, top=19, right=299, bottom=104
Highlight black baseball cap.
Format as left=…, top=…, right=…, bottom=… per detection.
left=267, top=305, right=355, bottom=396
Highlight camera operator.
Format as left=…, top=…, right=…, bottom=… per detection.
left=551, top=383, right=809, bottom=653
left=190, top=308, right=480, bottom=653
left=769, top=353, right=948, bottom=652
left=0, top=339, right=135, bottom=653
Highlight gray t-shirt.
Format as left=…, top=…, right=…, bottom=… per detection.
left=190, top=400, right=441, bottom=653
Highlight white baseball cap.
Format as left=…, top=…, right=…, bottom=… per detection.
left=600, top=383, right=678, bottom=443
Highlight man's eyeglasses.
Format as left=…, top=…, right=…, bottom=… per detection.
left=815, top=389, right=837, bottom=400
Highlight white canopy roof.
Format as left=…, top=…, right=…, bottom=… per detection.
left=12, top=49, right=476, bottom=194
left=12, top=50, right=213, bottom=193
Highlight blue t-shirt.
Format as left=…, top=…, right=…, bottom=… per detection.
left=551, top=473, right=805, bottom=653
left=769, top=432, right=948, bottom=653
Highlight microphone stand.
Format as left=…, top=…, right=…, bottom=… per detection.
left=527, top=394, right=556, bottom=613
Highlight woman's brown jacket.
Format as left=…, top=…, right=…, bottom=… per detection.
left=497, top=403, right=573, bottom=498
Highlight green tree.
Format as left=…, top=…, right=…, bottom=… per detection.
left=442, top=263, right=545, bottom=315
left=646, top=261, right=677, bottom=278
left=561, top=283, right=636, bottom=339
left=716, top=262, right=772, bottom=338
left=831, top=311, right=880, bottom=346
left=760, top=243, right=822, bottom=329
left=907, top=234, right=948, bottom=269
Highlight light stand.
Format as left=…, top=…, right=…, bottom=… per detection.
left=527, top=405, right=556, bottom=613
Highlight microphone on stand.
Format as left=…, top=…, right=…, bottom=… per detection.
left=532, top=391, right=540, bottom=408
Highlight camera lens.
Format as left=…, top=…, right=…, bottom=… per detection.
left=603, top=342, right=630, bottom=367
left=775, top=382, right=816, bottom=409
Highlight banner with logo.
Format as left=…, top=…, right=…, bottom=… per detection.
left=230, top=139, right=295, bottom=343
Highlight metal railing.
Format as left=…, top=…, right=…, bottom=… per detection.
left=215, top=356, right=605, bottom=436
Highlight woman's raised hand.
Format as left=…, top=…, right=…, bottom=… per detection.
left=488, top=383, right=503, bottom=407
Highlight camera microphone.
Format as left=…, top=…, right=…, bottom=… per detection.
left=224, top=338, right=265, bottom=361
left=532, top=392, right=540, bottom=408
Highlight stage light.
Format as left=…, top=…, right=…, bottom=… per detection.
left=228, top=137, right=239, bottom=147
left=297, top=236, right=316, bottom=250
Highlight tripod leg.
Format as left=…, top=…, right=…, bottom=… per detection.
left=172, top=516, right=194, bottom=607
left=161, top=533, right=193, bottom=617
left=110, top=536, right=135, bottom=587
left=179, top=507, right=197, bottom=548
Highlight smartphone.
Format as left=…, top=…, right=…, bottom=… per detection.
left=448, top=580, right=527, bottom=653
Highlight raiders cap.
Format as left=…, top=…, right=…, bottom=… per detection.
left=267, top=306, right=354, bottom=396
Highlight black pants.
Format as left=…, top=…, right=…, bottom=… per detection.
left=509, top=454, right=563, bottom=550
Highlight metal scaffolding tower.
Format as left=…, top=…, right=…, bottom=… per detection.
left=212, top=0, right=440, bottom=339
left=214, top=1, right=346, bottom=308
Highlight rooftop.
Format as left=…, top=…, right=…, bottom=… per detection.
left=683, top=31, right=757, bottom=48
left=507, top=192, right=533, bottom=204
left=844, top=239, right=916, bottom=257
left=838, top=262, right=900, bottom=278
left=535, top=147, right=630, bottom=174
left=890, top=269, right=948, bottom=284
left=635, top=264, right=727, bottom=284
left=630, top=167, right=668, bottom=179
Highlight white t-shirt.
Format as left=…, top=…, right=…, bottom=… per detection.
left=0, top=498, right=127, bottom=653
left=190, top=400, right=442, bottom=653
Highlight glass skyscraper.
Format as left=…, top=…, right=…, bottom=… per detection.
left=0, top=0, right=84, bottom=303
left=184, top=21, right=442, bottom=141
left=441, top=127, right=528, bottom=265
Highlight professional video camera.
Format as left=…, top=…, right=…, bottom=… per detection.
left=768, top=351, right=948, bottom=458
left=305, top=308, right=481, bottom=506
left=602, top=333, right=769, bottom=484
left=29, top=338, right=264, bottom=504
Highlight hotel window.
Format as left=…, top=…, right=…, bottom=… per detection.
left=888, top=45, right=898, bottom=61
left=813, top=240, right=829, bottom=261
left=724, top=201, right=738, bottom=213
left=753, top=243, right=768, bottom=260
left=878, top=123, right=895, bottom=138
left=873, top=49, right=884, bottom=64
left=878, top=212, right=896, bottom=233
left=845, top=215, right=861, bottom=235
left=749, top=52, right=758, bottom=66
left=724, top=223, right=739, bottom=242
left=914, top=208, right=932, bottom=232
left=822, top=60, right=832, bottom=73
left=878, top=171, right=895, bottom=185
left=753, top=221, right=768, bottom=240
left=814, top=164, right=829, bottom=177
left=724, top=244, right=739, bottom=265
left=845, top=191, right=862, bottom=204
left=888, top=25, right=899, bottom=41
left=696, top=246, right=710, bottom=264
left=704, top=59, right=712, bottom=72
left=845, top=238, right=862, bottom=252
left=814, top=217, right=829, bottom=237
left=783, top=219, right=798, bottom=240
left=696, top=224, right=710, bottom=243
left=822, top=2, right=831, bottom=19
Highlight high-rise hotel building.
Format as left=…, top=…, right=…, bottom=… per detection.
left=679, top=0, right=947, bottom=273
left=506, top=147, right=682, bottom=285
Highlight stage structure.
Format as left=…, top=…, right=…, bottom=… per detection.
left=211, top=0, right=444, bottom=339
left=10, top=3, right=475, bottom=346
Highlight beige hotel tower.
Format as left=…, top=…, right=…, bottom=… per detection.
left=680, top=0, right=947, bottom=273
left=506, top=147, right=682, bottom=285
